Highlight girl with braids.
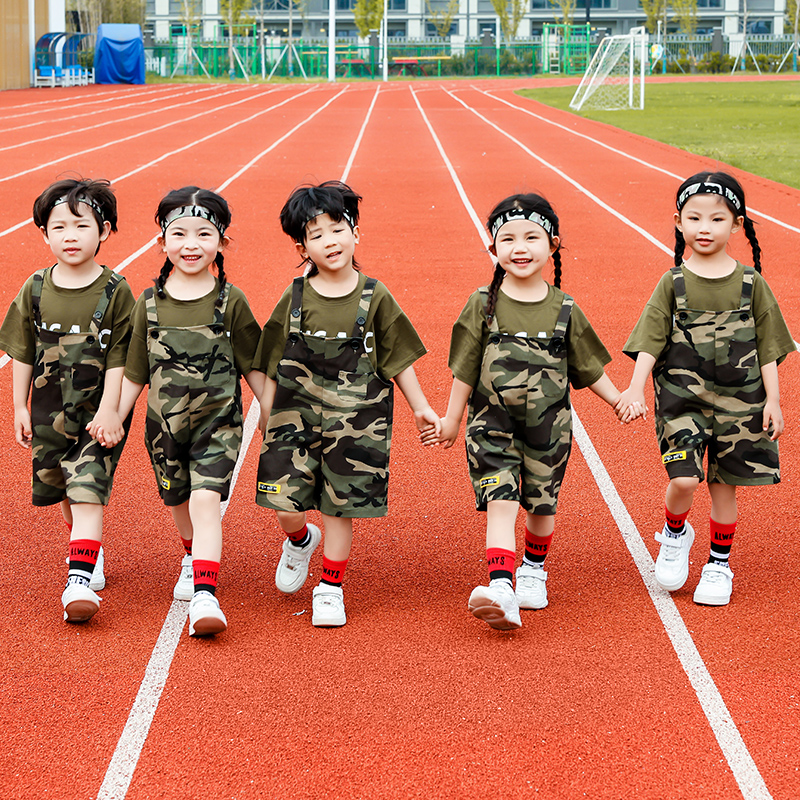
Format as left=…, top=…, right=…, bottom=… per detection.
left=436, top=193, right=633, bottom=631
left=254, top=180, right=439, bottom=628
left=619, top=171, right=794, bottom=607
left=109, top=187, right=263, bottom=636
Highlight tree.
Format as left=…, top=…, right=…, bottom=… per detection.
left=640, top=0, right=667, bottom=34
left=220, top=0, right=252, bottom=73
left=354, top=0, right=384, bottom=38
left=671, top=0, right=697, bottom=35
left=490, top=0, right=528, bottom=40
left=426, top=0, right=459, bottom=37
left=547, top=0, right=576, bottom=29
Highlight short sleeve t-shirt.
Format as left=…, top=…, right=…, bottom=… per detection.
left=254, top=273, right=427, bottom=381
left=448, top=285, right=611, bottom=390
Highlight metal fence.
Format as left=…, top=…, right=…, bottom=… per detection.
left=143, top=33, right=798, bottom=80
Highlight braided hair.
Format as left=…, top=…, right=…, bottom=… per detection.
left=674, top=171, right=761, bottom=273
left=280, top=180, right=362, bottom=277
left=155, top=186, right=231, bottom=307
left=484, top=193, right=562, bottom=324
left=33, top=178, right=118, bottom=255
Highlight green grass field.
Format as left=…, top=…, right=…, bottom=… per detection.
left=517, top=79, right=800, bottom=190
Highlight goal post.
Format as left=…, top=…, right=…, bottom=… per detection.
left=570, top=27, right=648, bottom=112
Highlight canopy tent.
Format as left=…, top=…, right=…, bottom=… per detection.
left=94, top=24, right=145, bottom=84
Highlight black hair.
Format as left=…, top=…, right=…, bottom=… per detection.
left=154, top=186, right=231, bottom=307
left=674, top=171, right=761, bottom=273
left=279, top=180, right=362, bottom=277
left=33, top=178, right=118, bottom=255
left=484, top=193, right=562, bottom=324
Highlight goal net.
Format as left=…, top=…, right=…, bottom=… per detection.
left=570, top=27, right=648, bottom=112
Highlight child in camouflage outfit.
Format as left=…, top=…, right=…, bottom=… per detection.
left=109, top=187, right=263, bottom=637
left=0, top=178, right=134, bottom=624
left=435, top=193, right=637, bottom=631
left=619, top=172, right=795, bottom=606
left=255, top=180, right=440, bottom=628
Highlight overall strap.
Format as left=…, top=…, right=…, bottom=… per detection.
left=89, top=271, right=123, bottom=334
left=553, top=294, right=574, bottom=338
left=143, top=287, right=159, bottom=328
left=740, top=265, right=755, bottom=311
left=477, top=286, right=500, bottom=334
left=289, top=277, right=304, bottom=334
left=670, top=265, right=688, bottom=310
left=213, top=282, right=232, bottom=326
left=30, top=268, right=48, bottom=330
left=351, top=277, right=377, bottom=338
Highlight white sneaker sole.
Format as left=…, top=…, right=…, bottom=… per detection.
left=468, top=588, right=521, bottom=630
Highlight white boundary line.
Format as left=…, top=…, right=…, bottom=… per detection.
left=95, top=84, right=366, bottom=800
left=480, top=88, right=800, bottom=236
left=411, top=84, right=773, bottom=800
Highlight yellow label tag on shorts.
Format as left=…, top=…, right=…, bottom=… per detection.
left=160, top=476, right=171, bottom=490
left=479, top=476, right=500, bottom=488
left=662, top=451, right=687, bottom=464
left=258, top=481, right=281, bottom=494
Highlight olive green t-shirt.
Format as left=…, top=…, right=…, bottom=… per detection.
left=0, top=265, right=134, bottom=369
left=623, top=262, right=796, bottom=366
left=124, top=281, right=262, bottom=384
left=448, top=285, right=611, bottom=390
left=255, top=273, right=427, bottom=380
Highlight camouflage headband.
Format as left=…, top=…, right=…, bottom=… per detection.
left=491, top=209, right=554, bottom=241
left=161, top=205, right=226, bottom=237
left=53, top=194, right=105, bottom=222
left=305, top=208, right=356, bottom=230
left=677, top=181, right=742, bottom=213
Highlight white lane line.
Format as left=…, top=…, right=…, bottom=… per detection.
left=0, top=85, right=226, bottom=135
left=411, top=84, right=774, bottom=800
left=0, top=85, right=253, bottom=151
left=0, top=83, right=295, bottom=185
left=95, top=85, right=361, bottom=800
left=481, top=88, right=800, bottom=236
left=0, top=85, right=312, bottom=240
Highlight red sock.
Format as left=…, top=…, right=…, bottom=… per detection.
left=193, top=559, right=219, bottom=595
left=67, top=539, right=100, bottom=586
left=710, top=518, right=736, bottom=564
left=321, top=556, right=348, bottom=586
left=665, top=504, right=690, bottom=533
left=523, top=528, right=553, bottom=565
left=486, top=547, right=515, bottom=582
left=180, top=536, right=193, bottom=556
left=286, top=524, right=309, bottom=545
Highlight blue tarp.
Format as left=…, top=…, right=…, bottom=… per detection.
left=94, top=24, right=145, bottom=84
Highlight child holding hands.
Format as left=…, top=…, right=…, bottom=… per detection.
left=0, top=178, right=134, bottom=623
left=255, top=180, right=440, bottom=628
left=437, top=193, right=640, bottom=630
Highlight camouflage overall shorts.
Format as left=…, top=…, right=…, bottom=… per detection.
left=30, top=268, right=128, bottom=507
left=466, top=289, right=574, bottom=515
left=144, top=285, right=243, bottom=506
left=653, top=265, right=779, bottom=485
left=256, top=277, right=394, bottom=518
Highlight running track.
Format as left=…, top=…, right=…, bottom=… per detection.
left=1, top=79, right=799, bottom=800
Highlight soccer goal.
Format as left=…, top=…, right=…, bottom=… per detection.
left=570, top=27, right=648, bottom=112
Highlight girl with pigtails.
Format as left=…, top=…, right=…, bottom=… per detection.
left=619, top=171, right=794, bottom=607
left=436, top=193, right=637, bottom=631
left=105, top=187, right=263, bottom=637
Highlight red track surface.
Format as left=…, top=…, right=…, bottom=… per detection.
left=1, top=78, right=798, bottom=800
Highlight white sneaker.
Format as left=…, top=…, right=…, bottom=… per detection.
left=312, top=584, right=346, bottom=627
left=174, top=555, right=193, bottom=601
left=515, top=563, right=548, bottom=609
left=275, top=523, right=322, bottom=594
left=62, top=583, right=101, bottom=623
left=654, top=522, right=695, bottom=591
left=468, top=579, right=521, bottom=630
left=693, top=563, right=734, bottom=606
left=188, top=591, right=227, bottom=636
left=65, top=546, right=105, bottom=591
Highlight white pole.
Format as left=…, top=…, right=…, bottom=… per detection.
left=328, top=0, right=336, bottom=81
left=382, top=0, right=388, bottom=81
left=28, top=0, right=36, bottom=86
